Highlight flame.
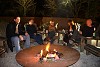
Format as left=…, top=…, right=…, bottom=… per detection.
left=46, top=42, right=50, bottom=52
left=40, top=42, right=58, bottom=60
left=40, top=50, right=43, bottom=56
left=54, top=53, right=57, bottom=57
left=54, top=49, right=57, bottom=52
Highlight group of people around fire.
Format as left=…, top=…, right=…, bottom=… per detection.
left=6, top=17, right=100, bottom=52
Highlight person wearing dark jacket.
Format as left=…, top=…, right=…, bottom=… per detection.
left=26, top=19, right=43, bottom=45
left=63, top=20, right=76, bottom=45
left=6, top=17, right=30, bottom=52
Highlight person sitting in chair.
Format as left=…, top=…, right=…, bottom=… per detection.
left=26, top=19, right=43, bottom=45
left=6, top=17, right=30, bottom=52
left=80, top=19, right=95, bottom=37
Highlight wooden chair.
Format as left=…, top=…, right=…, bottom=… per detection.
left=81, top=37, right=100, bottom=57
left=0, top=37, right=8, bottom=53
left=0, top=47, right=5, bottom=58
left=84, top=44, right=100, bottom=57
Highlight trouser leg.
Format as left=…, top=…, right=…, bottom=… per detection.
left=11, top=36, right=20, bottom=52
left=23, top=35, right=30, bottom=48
left=7, top=38, right=13, bottom=52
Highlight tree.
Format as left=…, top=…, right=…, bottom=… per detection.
left=59, top=0, right=88, bottom=18
left=14, top=0, right=36, bottom=16
left=44, top=0, right=57, bottom=16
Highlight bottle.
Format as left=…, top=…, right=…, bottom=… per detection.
left=62, top=29, right=65, bottom=33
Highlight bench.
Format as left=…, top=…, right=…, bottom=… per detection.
left=84, top=44, right=100, bottom=57
left=0, top=47, right=5, bottom=57
left=0, top=37, right=8, bottom=53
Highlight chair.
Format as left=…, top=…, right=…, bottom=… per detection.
left=0, top=47, right=5, bottom=57
left=84, top=44, right=100, bottom=57
left=0, top=37, right=8, bottom=53
left=81, top=37, right=100, bottom=57
left=0, top=37, right=7, bottom=57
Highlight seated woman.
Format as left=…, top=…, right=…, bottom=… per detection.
left=26, top=19, right=43, bottom=45
left=63, top=20, right=76, bottom=45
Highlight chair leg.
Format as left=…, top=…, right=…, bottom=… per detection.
left=3, top=40, right=9, bottom=53
left=86, top=50, right=91, bottom=55
left=0, top=48, right=5, bottom=58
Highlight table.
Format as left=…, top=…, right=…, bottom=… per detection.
left=16, top=45, right=80, bottom=67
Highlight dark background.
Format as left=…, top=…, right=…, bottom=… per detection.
left=0, top=0, right=100, bottom=19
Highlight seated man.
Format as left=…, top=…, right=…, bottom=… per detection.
left=80, top=19, right=95, bottom=37
left=6, top=17, right=30, bottom=52
left=79, top=19, right=95, bottom=51
left=26, top=19, right=43, bottom=45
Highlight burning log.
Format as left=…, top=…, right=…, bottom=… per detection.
left=36, top=42, right=63, bottom=63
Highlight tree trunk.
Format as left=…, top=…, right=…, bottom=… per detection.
left=23, top=7, right=27, bottom=16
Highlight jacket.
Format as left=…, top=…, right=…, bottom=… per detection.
left=6, top=22, right=25, bottom=38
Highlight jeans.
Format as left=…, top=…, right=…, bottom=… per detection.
left=11, top=35, right=30, bottom=52
left=29, top=34, right=43, bottom=45
left=7, top=38, right=13, bottom=52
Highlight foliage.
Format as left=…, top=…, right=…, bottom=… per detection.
left=14, top=0, right=36, bottom=16
left=44, top=0, right=57, bottom=16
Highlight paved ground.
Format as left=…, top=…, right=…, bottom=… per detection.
left=0, top=44, right=100, bottom=67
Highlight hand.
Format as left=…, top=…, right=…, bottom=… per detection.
left=19, top=35, right=24, bottom=41
left=79, top=31, right=82, bottom=34
left=34, top=33, right=36, bottom=35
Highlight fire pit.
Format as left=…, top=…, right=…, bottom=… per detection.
left=16, top=44, right=80, bottom=67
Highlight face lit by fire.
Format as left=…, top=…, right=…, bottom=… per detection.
left=29, top=19, right=34, bottom=25
left=50, top=21, right=54, bottom=26
left=14, top=17, right=20, bottom=24
left=86, top=19, right=92, bottom=27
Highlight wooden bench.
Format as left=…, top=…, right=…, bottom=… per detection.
left=0, top=37, right=8, bottom=53
left=0, top=47, right=5, bottom=57
left=84, top=44, right=100, bottom=57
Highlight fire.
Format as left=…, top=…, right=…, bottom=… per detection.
left=46, top=42, right=50, bottom=52
left=41, top=42, right=58, bottom=58
left=40, top=50, right=43, bottom=56
left=54, top=49, right=57, bottom=52
left=39, top=42, right=63, bottom=62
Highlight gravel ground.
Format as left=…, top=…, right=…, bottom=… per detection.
left=0, top=44, right=100, bottom=67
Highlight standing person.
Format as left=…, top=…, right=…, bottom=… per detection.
left=48, top=20, right=56, bottom=44
left=6, top=17, right=30, bottom=52
left=26, top=19, right=43, bottom=45
left=80, top=19, right=95, bottom=37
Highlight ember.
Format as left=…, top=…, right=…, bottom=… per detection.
left=36, top=42, right=63, bottom=63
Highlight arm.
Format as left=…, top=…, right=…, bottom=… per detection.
left=6, top=23, right=19, bottom=38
